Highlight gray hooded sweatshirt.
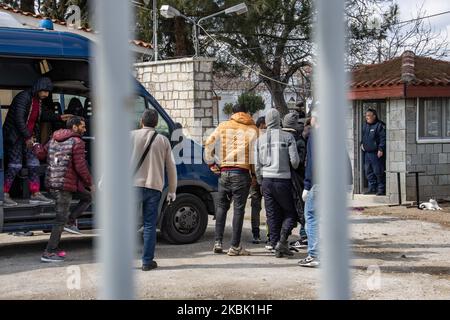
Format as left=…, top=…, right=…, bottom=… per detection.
left=255, top=109, right=300, bottom=184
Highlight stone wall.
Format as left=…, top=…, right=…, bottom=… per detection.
left=346, top=102, right=355, bottom=191
left=386, top=99, right=407, bottom=204
left=405, top=98, right=450, bottom=201
left=134, top=57, right=216, bottom=143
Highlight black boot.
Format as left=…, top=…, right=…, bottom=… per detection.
left=275, top=233, right=293, bottom=258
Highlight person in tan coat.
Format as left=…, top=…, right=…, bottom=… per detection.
left=204, top=103, right=258, bottom=256
left=131, top=109, right=177, bottom=271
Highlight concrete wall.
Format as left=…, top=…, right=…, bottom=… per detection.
left=135, top=57, right=215, bottom=143
left=405, top=98, right=450, bottom=201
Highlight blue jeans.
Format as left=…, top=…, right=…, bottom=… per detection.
left=305, top=185, right=318, bottom=258
left=136, top=187, right=161, bottom=265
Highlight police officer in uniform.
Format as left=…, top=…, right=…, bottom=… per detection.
left=361, top=108, right=386, bottom=196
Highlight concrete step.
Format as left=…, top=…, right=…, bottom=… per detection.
left=351, top=194, right=414, bottom=208
left=353, top=194, right=390, bottom=204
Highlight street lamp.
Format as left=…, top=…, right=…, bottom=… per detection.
left=160, top=3, right=248, bottom=56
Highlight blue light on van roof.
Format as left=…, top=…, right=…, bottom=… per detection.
left=39, top=18, right=54, bottom=30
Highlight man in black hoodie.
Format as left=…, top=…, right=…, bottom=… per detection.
left=3, top=77, right=72, bottom=206
left=282, top=112, right=308, bottom=248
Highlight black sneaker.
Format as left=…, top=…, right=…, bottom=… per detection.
left=41, top=252, right=65, bottom=263
left=290, top=239, right=308, bottom=249
left=252, top=235, right=261, bottom=244
left=142, top=261, right=158, bottom=271
left=298, top=256, right=319, bottom=268
left=213, top=240, right=223, bottom=254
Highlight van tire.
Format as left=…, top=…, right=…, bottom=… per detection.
left=161, top=193, right=208, bottom=244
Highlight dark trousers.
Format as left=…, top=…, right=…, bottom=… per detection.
left=135, top=187, right=161, bottom=265
left=46, top=190, right=92, bottom=252
left=250, top=183, right=262, bottom=237
left=215, top=171, right=251, bottom=247
left=262, top=178, right=297, bottom=247
left=4, top=141, right=40, bottom=194
left=364, top=151, right=385, bottom=193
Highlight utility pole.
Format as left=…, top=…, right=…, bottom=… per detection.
left=315, top=0, right=350, bottom=300
left=93, top=0, right=135, bottom=300
left=153, top=0, right=158, bottom=61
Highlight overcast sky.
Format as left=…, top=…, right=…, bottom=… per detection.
left=394, top=0, right=450, bottom=36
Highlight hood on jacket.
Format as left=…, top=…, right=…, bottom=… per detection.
left=52, top=129, right=80, bottom=142
left=231, top=112, right=255, bottom=126
left=283, top=112, right=301, bottom=132
left=32, top=77, right=53, bottom=96
left=266, top=109, right=280, bottom=129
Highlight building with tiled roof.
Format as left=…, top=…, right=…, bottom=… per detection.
left=348, top=51, right=450, bottom=204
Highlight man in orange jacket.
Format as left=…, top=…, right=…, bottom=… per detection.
left=205, top=103, right=258, bottom=256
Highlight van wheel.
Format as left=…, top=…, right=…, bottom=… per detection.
left=161, top=193, right=208, bottom=244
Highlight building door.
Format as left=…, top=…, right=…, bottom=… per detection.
left=355, top=100, right=387, bottom=194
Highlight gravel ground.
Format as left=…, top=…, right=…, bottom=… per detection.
left=0, top=209, right=449, bottom=300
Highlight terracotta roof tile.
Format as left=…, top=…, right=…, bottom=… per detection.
left=351, top=53, right=450, bottom=88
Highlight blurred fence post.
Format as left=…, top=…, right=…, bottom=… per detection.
left=93, top=0, right=135, bottom=300
left=315, top=0, right=350, bottom=300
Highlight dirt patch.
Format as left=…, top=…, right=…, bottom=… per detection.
left=0, top=212, right=449, bottom=299
left=361, top=205, right=450, bottom=230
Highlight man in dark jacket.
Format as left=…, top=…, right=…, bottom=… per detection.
left=3, top=77, right=72, bottom=206
left=34, top=116, right=93, bottom=262
left=249, top=116, right=266, bottom=244
left=282, top=112, right=308, bottom=249
left=361, top=109, right=386, bottom=196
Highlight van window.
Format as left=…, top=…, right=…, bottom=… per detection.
left=149, top=105, right=170, bottom=138
left=134, top=96, right=170, bottom=138
left=64, top=95, right=86, bottom=114
left=134, top=96, right=147, bottom=129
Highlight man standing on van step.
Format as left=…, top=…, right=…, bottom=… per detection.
left=205, top=103, right=258, bottom=256
left=361, top=108, right=386, bottom=196
left=255, top=109, right=300, bottom=258
left=33, top=116, right=93, bottom=262
left=3, top=77, right=72, bottom=206
left=131, top=109, right=177, bottom=271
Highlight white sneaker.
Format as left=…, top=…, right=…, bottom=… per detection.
left=30, top=192, right=54, bottom=205
left=64, top=224, right=83, bottom=235
left=4, top=193, right=18, bottom=207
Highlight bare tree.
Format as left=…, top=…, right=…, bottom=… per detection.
left=348, top=2, right=449, bottom=66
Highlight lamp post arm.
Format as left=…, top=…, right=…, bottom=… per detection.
left=197, top=9, right=226, bottom=26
